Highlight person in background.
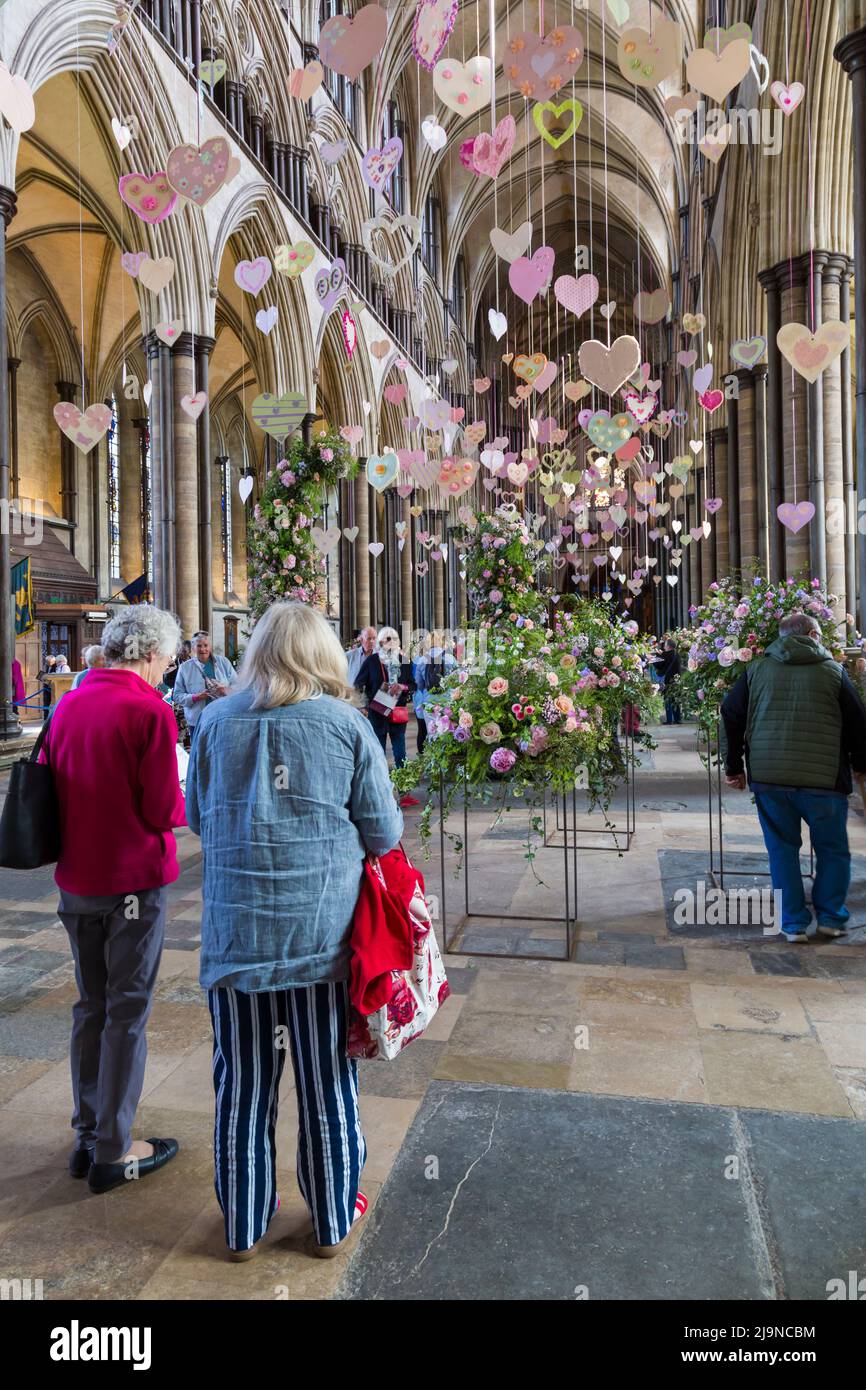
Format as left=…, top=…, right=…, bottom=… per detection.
left=162, top=640, right=191, bottom=693
left=345, top=626, right=377, bottom=685
left=53, top=653, right=71, bottom=675
left=654, top=637, right=682, bottom=725
left=721, top=611, right=866, bottom=944
left=355, top=625, right=417, bottom=807
left=412, top=637, right=456, bottom=756
left=172, top=630, right=236, bottom=734
left=11, top=657, right=24, bottom=713
left=42, top=605, right=186, bottom=1194
left=186, top=602, right=402, bottom=1261
left=72, top=645, right=107, bottom=690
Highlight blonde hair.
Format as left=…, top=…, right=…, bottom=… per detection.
left=238, top=602, right=359, bottom=709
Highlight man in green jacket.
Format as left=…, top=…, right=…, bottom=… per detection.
left=721, top=612, right=866, bottom=942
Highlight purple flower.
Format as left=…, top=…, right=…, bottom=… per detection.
left=490, top=747, right=517, bottom=773
left=453, top=727, right=469, bottom=742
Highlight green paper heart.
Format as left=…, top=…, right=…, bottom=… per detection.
left=532, top=98, right=583, bottom=150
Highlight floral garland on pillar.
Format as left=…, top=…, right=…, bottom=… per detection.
left=246, top=431, right=357, bottom=620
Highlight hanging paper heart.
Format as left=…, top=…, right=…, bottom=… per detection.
left=289, top=61, right=324, bottom=100
left=687, top=40, right=751, bottom=102
left=699, top=123, right=731, bottom=164
left=665, top=91, right=700, bottom=121
left=617, top=18, right=682, bottom=89
left=111, top=115, right=132, bottom=150
left=777, top=321, right=849, bottom=383
left=700, top=390, right=725, bottom=414
left=554, top=273, right=599, bottom=318
left=198, top=59, right=227, bottom=86
left=415, top=561, right=429, bottom=576
left=121, top=251, right=148, bottom=277
left=275, top=242, right=316, bottom=277
left=368, top=542, right=385, bottom=559
left=340, top=425, right=364, bottom=446
left=488, top=308, right=508, bottom=340
left=118, top=171, right=178, bottom=225
left=600, top=302, right=617, bottom=320
left=238, top=475, right=254, bottom=503
left=587, top=412, right=632, bottom=453
left=705, top=498, right=724, bottom=515
left=513, top=353, right=548, bottom=384
left=490, top=222, right=533, bottom=264
left=138, top=256, right=175, bottom=295
left=255, top=306, right=278, bottom=336
left=534, top=362, right=558, bottom=393
left=370, top=340, right=391, bottom=361
left=180, top=392, right=207, bottom=420
left=683, top=313, right=706, bottom=334
left=366, top=452, right=399, bottom=491
left=341, top=310, right=357, bottom=359
left=252, top=392, right=308, bottom=440
left=155, top=319, right=183, bottom=346
left=777, top=500, right=816, bottom=534
left=677, top=349, right=698, bottom=368
left=704, top=23, right=752, bottom=49
left=472, top=115, right=517, bottom=179
left=507, top=461, right=529, bottom=488
left=442, top=359, right=459, bottom=376
left=53, top=402, right=112, bottom=454
left=420, top=116, right=447, bottom=155
left=624, top=393, right=657, bottom=424
left=464, top=421, right=487, bottom=447
left=166, top=137, right=233, bottom=206
left=320, top=138, right=349, bottom=165
left=578, top=336, right=641, bottom=396
left=474, top=377, right=492, bottom=393
left=503, top=27, right=584, bottom=98
left=439, top=457, right=478, bottom=497
left=633, top=288, right=670, bottom=324
left=384, top=384, right=407, bottom=406
left=730, top=336, right=767, bottom=368
left=234, top=258, right=272, bottom=295
left=362, top=136, right=403, bottom=191
left=315, top=258, right=346, bottom=315
left=343, top=526, right=360, bottom=542
left=532, top=99, right=583, bottom=150
left=433, top=55, right=492, bottom=117
left=563, top=380, right=592, bottom=403
left=509, top=246, right=555, bottom=305
left=770, top=80, right=805, bottom=114
left=143, top=382, right=153, bottom=409
left=361, top=211, right=421, bottom=278
left=320, top=3, right=388, bottom=79
left=616, top=437, right=642, bottom=464
left=672, top=410, right=689, bottom=427
left=413, top=0, right=459, bottom=70
left=311, top=525, right=341, bottom=555
left=0, top=64, right=36, bottom=133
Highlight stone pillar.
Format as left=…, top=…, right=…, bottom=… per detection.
left=119, top=396, right=144, bottom=583
left=835, top=26, right=866, bottom=628
left=726, top=395, right=740, bottom=573
left=432, top=510, right=446, bottom=633
left=808, top=254, right=828, bottom=588
left=0, top=187, right=20, bottom=736
left=822, top=256, right=853, bottom=613
left=709, top=428, right=729, bottom=580
left=759, top=267, right=786, bottom=582
left=196, top=337, right=215, bottom=635
left=840, top=266, right=856, bottom=618
left=145, top=334, right=165, bottom=604
left=56, top=379, right=79, bottom=552
left=736, top=370, right=759, bottom=566
left=400, top=495, right=413, bottom=637
left=8, top=356, right=19, bottom=499
left=133, top=418, right=150, bottom=591
left=780, top=271, right=810, bottom=577
left=753, top=365, right=770, bottom=577
left=353, top=468, right=370, bottom=627
left=171, top=334, right=200, bottom=634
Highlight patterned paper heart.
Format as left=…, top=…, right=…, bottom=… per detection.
left=683, top=313, right=707, bottom=334
left=166, top=137, right=233, bottom=206
left=121, top=251, right=148, bottom=277
left=413, top=0, right=459, bottom=70
left=503, top=27, right=584, bottom=98
left=155, top=319, right=183, bottom=346
left=439, top=457, right=478, bottom=497
left=433, top=56, right=492, bottom=117
left=315, top=258, right=346, bottom=314
left=53, top=402, right=112, bottom=454
left=275, top=242, right=316, bottom=277
left=730, top=336, right=767, bottom=368
left=234, top=258, right=272, bottom=296
left=705, top=498, right=724, bottom=515
left=252, top=392, right=308, bottom=440
left=198, top=59, right=227, bottom=86
left=777, top=321, right=849, bottom=383
left=513, top=353, right=548, bottom=384
left=289, top=61, right=324, bottom=101
left=616, top=17, right=682, bottom=90
left=554, top=273, right=599, bottom=318
left=362, top=136, right=403, bottom=191
left=624, top=394, right=657, bottom=425
left=118, top=170, right=178, bottom=225
left=777, top=500, right=816, bottom=534
left=419, top=399, right=453, bottom=431
left=770, top=80, right=805, bottom=115
left=472, top=115, right=516, bottom=179
left=320, top=3, right=388, bottom=80
left=587, top=412, right=633, bottom=453
left=700, top=389, right=725, bottom=414
left=180, top=392, right=207, bottom=420
left=366, top=452, right=399, bottom=492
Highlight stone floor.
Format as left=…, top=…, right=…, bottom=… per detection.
left=0, top=723, right=864, bottom=1300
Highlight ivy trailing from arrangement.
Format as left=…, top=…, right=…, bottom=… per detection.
left=246, top=431, right=357, bottom=620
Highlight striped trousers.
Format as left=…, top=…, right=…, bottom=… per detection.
left=208, top=981, right=366, bottom=1253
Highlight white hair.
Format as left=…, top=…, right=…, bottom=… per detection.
left=779, top=612, right=821, bottom=639
left=377, top=626, right=400, bottom=648
left=102, top=605, right=182, bottom=664
left=82, top=644, right=105, bottom=667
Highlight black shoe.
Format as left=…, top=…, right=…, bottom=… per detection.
left=88, top=1137, right=179, bottom=1195
left=68, top=1143, right=95, bottom=1179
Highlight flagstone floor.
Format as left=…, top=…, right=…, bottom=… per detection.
left=0, top=724, right=864, bottom=1300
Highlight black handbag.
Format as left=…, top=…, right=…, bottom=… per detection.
left=0, top=717, right=61, bottom=869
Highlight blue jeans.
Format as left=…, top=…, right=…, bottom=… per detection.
left=664, top=698, right=681, bottom=724
left=368, top=710, right=406, bottom=767
left=753, top=787, right=851, bottom=933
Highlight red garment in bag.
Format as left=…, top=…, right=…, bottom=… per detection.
left=348, top=849, right=424, bottom=1015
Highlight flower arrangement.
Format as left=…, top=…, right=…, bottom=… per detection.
left=549, top=601, right=662, bottom=739
left=669, top=571, right=856, bottom=738
left=464, top=504, right=548, bottom=623
left=246, top=431, right=357, bottom=619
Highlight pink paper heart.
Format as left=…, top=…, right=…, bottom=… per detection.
left=508, top=246, right=555, bottom=305
left=777, top=500, right=815, bottom=534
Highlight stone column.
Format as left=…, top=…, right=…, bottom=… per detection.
left=687, top=486, right=700, bottom=607
left=400, top=495, right=413, bottom=638
left=0, top=187, right=19, bottom=736
left=759, top=267, right=786, bottom=582
left=119, top=396, right=144, bottom=583
left=432, top=510, right=446, bottom=633
left=56, top=379, right=79, bottom=552
left=780, top=271, right=810, bottom=577
left=353, top=468, right=370, bottom=627
left=840, top=265, right=856, bottom=617
left=822, top=256, right=852, bottom=613
left=196, top=337, right=215, bottom=635
left=145, top=334, right=165, bottom=604
left=8, top=357, right=19, bottom=499
left=726, top=395, right=740, bottom=574
left=709, top=428, right=729, bottom=579
left=172, top=335, right=199, bottom=632
left=808, top=254, right=828, bottom=588
left=835, top=25, right=866, bottom=628
left=736, top=370, right=759, bottom=567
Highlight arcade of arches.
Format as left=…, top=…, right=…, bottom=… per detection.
left=1, top=0, right=866, bottom=1312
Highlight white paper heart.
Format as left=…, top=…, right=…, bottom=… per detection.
left=238, top=475, right=254, bottom=503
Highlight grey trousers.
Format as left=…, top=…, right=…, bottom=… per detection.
left=57, top=887, right=167, bottom=1164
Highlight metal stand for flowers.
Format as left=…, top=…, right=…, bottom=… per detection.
left=541, top=727, right=637, bottom=852
left=437, top=773, right=578, bottom=962
left=707, top=722, right=814, bottom=890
